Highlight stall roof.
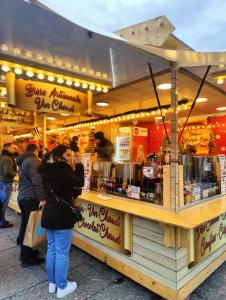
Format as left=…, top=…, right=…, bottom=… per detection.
left=0, top=0, right=170, bottom=88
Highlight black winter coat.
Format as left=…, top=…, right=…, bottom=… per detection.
left=16, top=152, right=46, bottom=202
left=38, top=161, right=84, bottom=230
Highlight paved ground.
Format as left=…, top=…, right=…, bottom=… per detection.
left=0, top=209, right=226, bottom=300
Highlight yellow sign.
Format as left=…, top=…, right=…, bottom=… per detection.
left=194, top=213, right=226, bottom=264
left=15, top=79, right=87, bottom=115
left=0, top=107, right=34, bottom=127
left=74, top=198, right=133, bottom=255
left=182, top=128, right=210, bottom=155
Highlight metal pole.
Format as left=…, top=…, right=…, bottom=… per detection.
left=170, top=62, right=179, bottom=210
left=148, top=63, right=170, bottom=144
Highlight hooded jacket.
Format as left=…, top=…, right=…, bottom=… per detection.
left=38, top=160, right=84, bottom=229
left=16, top=152, right=46, bottom=203
left=0, top=150, right=16, bottom=183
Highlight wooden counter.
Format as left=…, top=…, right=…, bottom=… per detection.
left=80, top=192, right=226, bottom=229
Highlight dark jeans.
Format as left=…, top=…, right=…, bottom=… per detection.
left=18, top=198, right=39, bottom=261
left=0, top=182, right=12, bottom=224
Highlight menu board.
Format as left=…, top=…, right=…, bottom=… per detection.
left=182, top=128, right=211, bottom=155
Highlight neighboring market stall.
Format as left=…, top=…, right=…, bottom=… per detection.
left=2, top=1, right=226, bottom=299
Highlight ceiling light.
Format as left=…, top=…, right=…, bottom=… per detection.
left=96, top=86, right=102, bottom=92
left=61, top=113, right=70, bottom=116
left=89, top=85, right=95, bottom=90
left=216, top=107, right=226, bottom=111
left=96, top=102, right=109, bottom=107
left=0, top=89, right=7, bottom=97
left=196, top=97, right=208, bottom=103
left=48, top=75, right=55, bottom=82
left=81, top=67, right=87, bottom=73
left=74, top=81, right=80, bottom=87
left=157, top=83, right=171, bottom=90
left=82, top=83, right=88, bottom=89
left=103, top=87, right=108, bottom=93
left=26, top=70, right=34, bottom=77
left=217, top=78, right=224, bottom=85
left=1, top=65, right=10, bottom=72
left=37, top=73, right=45, bottom=80
left=14, top=67, right=23, bottom=75
left=66, top=79, right=72, bottom=86
left=57, top=77, right=64, bottom=84
left=36, top=54, right=43, bottom=61
left=47, top=117, right=56, bottom=120
left=155, top=116, right=162, bottom=120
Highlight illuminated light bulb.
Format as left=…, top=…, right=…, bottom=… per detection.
left=178, top=106, right=181, bottom=111
left=141, top=113, right=145, bottom=117
left=184, top=105, right=188, bottom=110
left=74, top=81, right=80, bottom=87
left=56, top=60, right=62, bottom=66
left=81, top=67, right=87, bottom=73
left=89, top=85, right=95, bottom=90
left=14, top=48, right=21, bottom=55
left=1, top=44, right=8, bottom=51
left=25, top=51, right=33, bottom=58
left=223, top=124, right=225, bottom=127
left=96, top=86, right=102, bottom=92
left=0, top=89, right=7, bottom=96
left=26, top=70, right=34, bottom=77
left=196, top=97, right=208, bottom=103
left=217, top=78, right=224, bottom=85
left=37, top=73, right=45, bottom=80
left=36, top=54, right=43, bottom=61
left=82, top=83, right=88, bottom=89
left=96, top=71, right=101, bottom=77
left=219, top=63, right=225, bottom=69
left=102, top=73, right=108, bottom=79
left=65, top=62, right=71, bottom=69
left=47, top=57, right=53, bottom=63
left=57, top=77, right=64, bottom=84
left=151, top=111, right=155, bottom=116
left=0, top=74, right=6, bottom=81
left=1, top=65, right=10, bottom=72
left=89, top=69, right=95, bottom=75
left=66, top=79, right=72, bottom=86
left=103, top=87, right=108, bottom=93
left=14, top=67, right=23, bottom=75
left=48, top=75, right=55, bottom=82
left=73, top=65, right=79, bottom=71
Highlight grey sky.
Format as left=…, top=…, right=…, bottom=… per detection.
left=42, top=0, right=226, bottom=51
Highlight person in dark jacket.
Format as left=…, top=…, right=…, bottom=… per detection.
left=70, top=136, right=79, bottom=153
left=0, top=143, right=17, bottom=228
left=94, top=131, right=115, bottom=161
left=38, top=144, right=84, bottom=298
left=16, top=143, right=46, bottom=267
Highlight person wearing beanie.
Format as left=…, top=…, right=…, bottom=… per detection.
left=94, top=131, right=114, bottom=161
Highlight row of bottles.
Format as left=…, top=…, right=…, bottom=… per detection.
left=90, top=176, right=163, bottom=205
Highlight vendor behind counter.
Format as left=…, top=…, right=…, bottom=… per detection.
left=94, top=131, right=115, bottom=161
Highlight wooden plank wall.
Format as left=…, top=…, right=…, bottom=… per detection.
left=74, top=216, right=185, bottom=290
left=73, top=215, right=226, bottom=292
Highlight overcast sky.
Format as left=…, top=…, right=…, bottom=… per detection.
left=42, top=0, right=226, bottom=51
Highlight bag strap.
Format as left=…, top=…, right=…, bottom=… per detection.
left=46, top=184, right=74, bottom=210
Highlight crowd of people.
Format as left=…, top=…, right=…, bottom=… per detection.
left=0, top=131, right=114, bottom=298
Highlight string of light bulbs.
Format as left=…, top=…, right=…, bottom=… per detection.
left=0, top=60, right=110, bottom=93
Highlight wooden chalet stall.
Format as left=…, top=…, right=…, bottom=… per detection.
left=1, top=1, right=226, bottom=299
